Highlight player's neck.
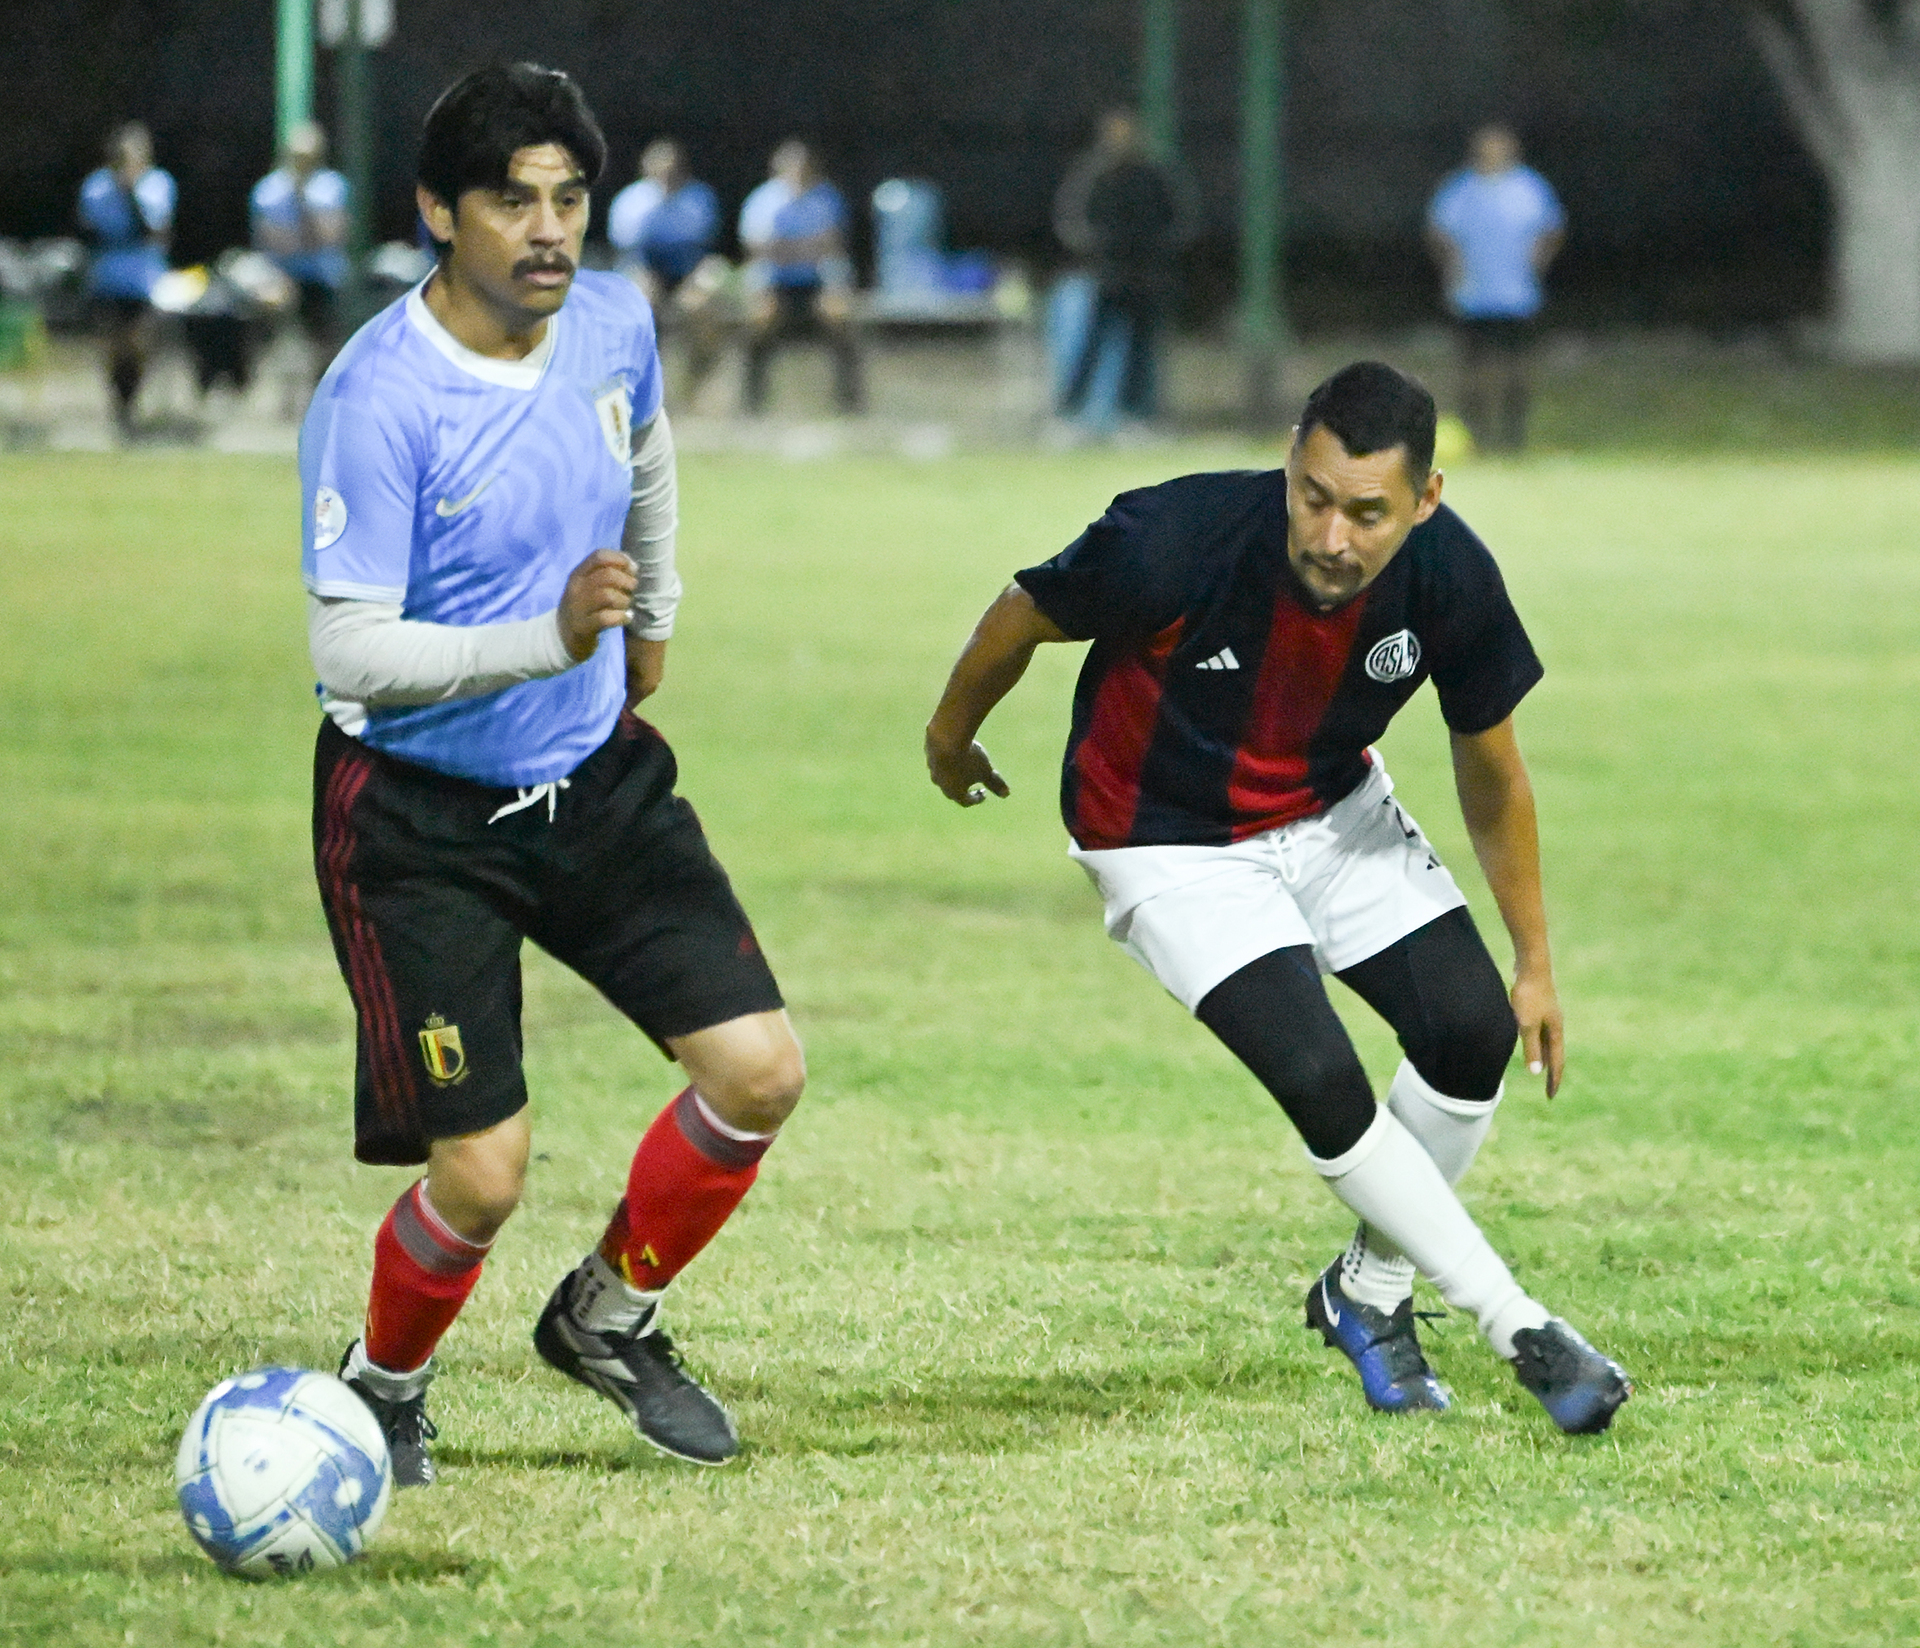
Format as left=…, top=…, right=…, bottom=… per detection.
left=421, top=267, right=550, bottom=362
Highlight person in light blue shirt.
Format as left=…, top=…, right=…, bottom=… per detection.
left=738, top=139, right=863, bottom=413
left=76, top=122, right=176, bottom=436
left=252, top=120, right=352, bottom=377
left=302, top=63, right=804, bottom=1490
left=608, top=139, right=718, bottom=296
left=1426, top=125, right=1565, bottom=452
left=606, top=138, right=724, bottom=399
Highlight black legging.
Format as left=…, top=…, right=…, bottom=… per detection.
left=1194, top=907, right=1518, bottom=1160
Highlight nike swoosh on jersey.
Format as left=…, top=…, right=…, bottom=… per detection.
left=435, top=474, right=499, bottom=517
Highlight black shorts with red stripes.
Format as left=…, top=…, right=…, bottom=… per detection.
left=312, top=714, right=784, bottom=1167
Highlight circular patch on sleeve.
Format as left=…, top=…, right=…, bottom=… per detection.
left=313, top=486, right=348, bottom=550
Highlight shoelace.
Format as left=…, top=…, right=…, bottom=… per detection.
left=389, top=1402, right=438, bottom=1447
left=486, top=778, right=570, bottom=825
left=631, top=1325, right=686, bottom=1370
left=1362, top=1305, right=1446, bottom=1346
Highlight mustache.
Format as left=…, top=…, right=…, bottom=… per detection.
left=512, top=254, right=576, bottom=279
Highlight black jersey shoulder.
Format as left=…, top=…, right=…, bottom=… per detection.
left=1016, top=468, right=1283, bottom=643
left=1392, top=500, right=1544, bottom=734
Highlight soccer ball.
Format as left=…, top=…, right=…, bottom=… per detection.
left=175, top=1367, right=392, bottom=1579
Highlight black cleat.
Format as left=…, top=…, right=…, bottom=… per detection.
left=533, top=1276, right=740, bottom=1465
left=1510, top=1319, right=1632, bottom=1435
left=339, top=1345, right=439, bottom=1488
left=1305, top=1262, right=1451, bottom=1414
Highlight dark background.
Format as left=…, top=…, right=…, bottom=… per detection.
left=2, top=0, right=1825, bottom=332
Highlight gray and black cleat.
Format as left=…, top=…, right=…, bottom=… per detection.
left=339, top=1344, right=439, bottom=1488
left=533, top=1275, right=740, bottom=1465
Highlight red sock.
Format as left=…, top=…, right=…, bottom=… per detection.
left=598, top=1087, right=774, bottom=1292
left=363, top=1181, right=490, bottom=1373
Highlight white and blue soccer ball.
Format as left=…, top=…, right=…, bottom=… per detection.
left=175, top=1367, right=392, bottom=1579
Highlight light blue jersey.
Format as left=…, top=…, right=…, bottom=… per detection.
left=78, top=166, right=176, bottom=300
left=1427, top=165, right=1564, bottom=319
left=251, top=165, right=351, bottom=290
left=300, top=270, right=663, bottom=787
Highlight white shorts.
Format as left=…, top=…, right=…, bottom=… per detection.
left=1069, top=757, right=1467, bottom=1013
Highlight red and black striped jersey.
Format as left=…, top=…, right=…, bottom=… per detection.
left=1015, top=469, right=1542, bottom=850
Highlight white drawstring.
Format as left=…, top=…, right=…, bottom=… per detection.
left=486, top=778, right=570, bottom=825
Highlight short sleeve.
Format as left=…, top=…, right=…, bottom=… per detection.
left=606, top=181, right=651, bottom=252
left=1427, top=172, right=1466, bottom=235
left=138, top=171, right=177, bottom=233
left=1529, top=171, right=1565, bottom=236
left=621, top=284, right=665, bottom=428
left=307, top=170, right=350, bottom=213
left=301, top=379, right=421, bottom=602
left=1425, top=528, right=1544, bottom=735
left=686, top=182, right=720, bottom=242
left=76, top=175, right=109, bottom=235
left=1014, top=490, right=1175, bottom=642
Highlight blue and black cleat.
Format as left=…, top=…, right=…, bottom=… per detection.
left=1509, top=1319, right=1632, bottom=1435
left=1304, top=1261, right=1451, bottom=1414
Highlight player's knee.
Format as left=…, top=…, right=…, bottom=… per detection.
left=700, top=1043, right=806, bottom=1134
left=1408, top=995, right=1517, bottom=1102
left=427, top=1125, right=529, bottom=1242
left=1283, top=1040, right=1373, bottom=1115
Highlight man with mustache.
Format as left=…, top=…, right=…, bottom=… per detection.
left=925, top=361, right=1628, bottom=1435
left=300, top=64, right=804, bottom=1486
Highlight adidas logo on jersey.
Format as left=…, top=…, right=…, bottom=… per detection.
left=1195, top=647, right=1240, bottom=671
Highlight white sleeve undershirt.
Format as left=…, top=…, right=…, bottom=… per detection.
left=309, top=410, right=681, bottom=732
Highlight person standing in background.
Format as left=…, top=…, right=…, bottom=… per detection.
left=1426, top=125, right=1564, bottom=454
left=739, top=140, right=863, bottom=416
left=1052, top=109, right=1195, bottom=432
left=77, top=122, right=176, bottom=439
left=251, top=121, right=352, bottom=393
left=608, top=139, right=724, bottom=402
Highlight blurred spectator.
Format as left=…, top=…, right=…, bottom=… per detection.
left=1052, top=109, right=1195, bottom=428
left=250, top=120, right=350, bottom=385
left=739, top=139, right=863, bottom=415
left=76, top=121, right=175, bottom=437
left=608, top=138, right=725, bottom=400
left=1426, top=125, right=1564, bottom=453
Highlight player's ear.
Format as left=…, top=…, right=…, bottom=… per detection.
left=1410, top=464, right=1443, bottom=524
left=416, top=184, right=456, bottom=253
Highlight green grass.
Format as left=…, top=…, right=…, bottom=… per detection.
left=1, top=446, right=1917, bottom=1646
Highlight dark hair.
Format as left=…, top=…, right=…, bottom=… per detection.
left=1297, top=361, right=1437, bottom=481
left=417, top=63, right=607, bottom=213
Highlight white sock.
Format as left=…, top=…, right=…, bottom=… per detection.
left=1310, top=1109, right=1548, bottom=1358
left=567, top=1250, right=663, bottom=1337
left=340, top=1336, right=432, bottom=1401
left=1346, top=1062, right=1504, bottom=1310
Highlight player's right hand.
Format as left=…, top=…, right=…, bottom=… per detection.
left=558, top=548, right=639, bottom=662
left=926, top=735, right=1011, bottom=807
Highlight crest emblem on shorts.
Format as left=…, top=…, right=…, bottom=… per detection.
left=418, top=1015, right=469, bottom=1086
left=1364, top=628, right=1421, bottom=683
left=313, top=486, right=347, bottom=549
left=593, top=383, right=632, bottom=466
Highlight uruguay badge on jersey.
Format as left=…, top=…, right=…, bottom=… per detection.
left=593, top=380, right=632, bottom=466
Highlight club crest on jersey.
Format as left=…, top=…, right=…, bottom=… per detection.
left=418, top=1015, right=468, bottom=1086
left=1364, top=628, right=1422, bottom=684
left=313, top=486, right=347, bottom=549
left=593, top=382, right=632, bottom=466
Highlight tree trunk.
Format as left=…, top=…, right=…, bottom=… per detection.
left=1751, top=3, right=1920, bottom=363
left=1829, top=105, right=1920, bottom=361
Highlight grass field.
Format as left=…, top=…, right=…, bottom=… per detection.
left=2, top=444, right=1917, bottom=1646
